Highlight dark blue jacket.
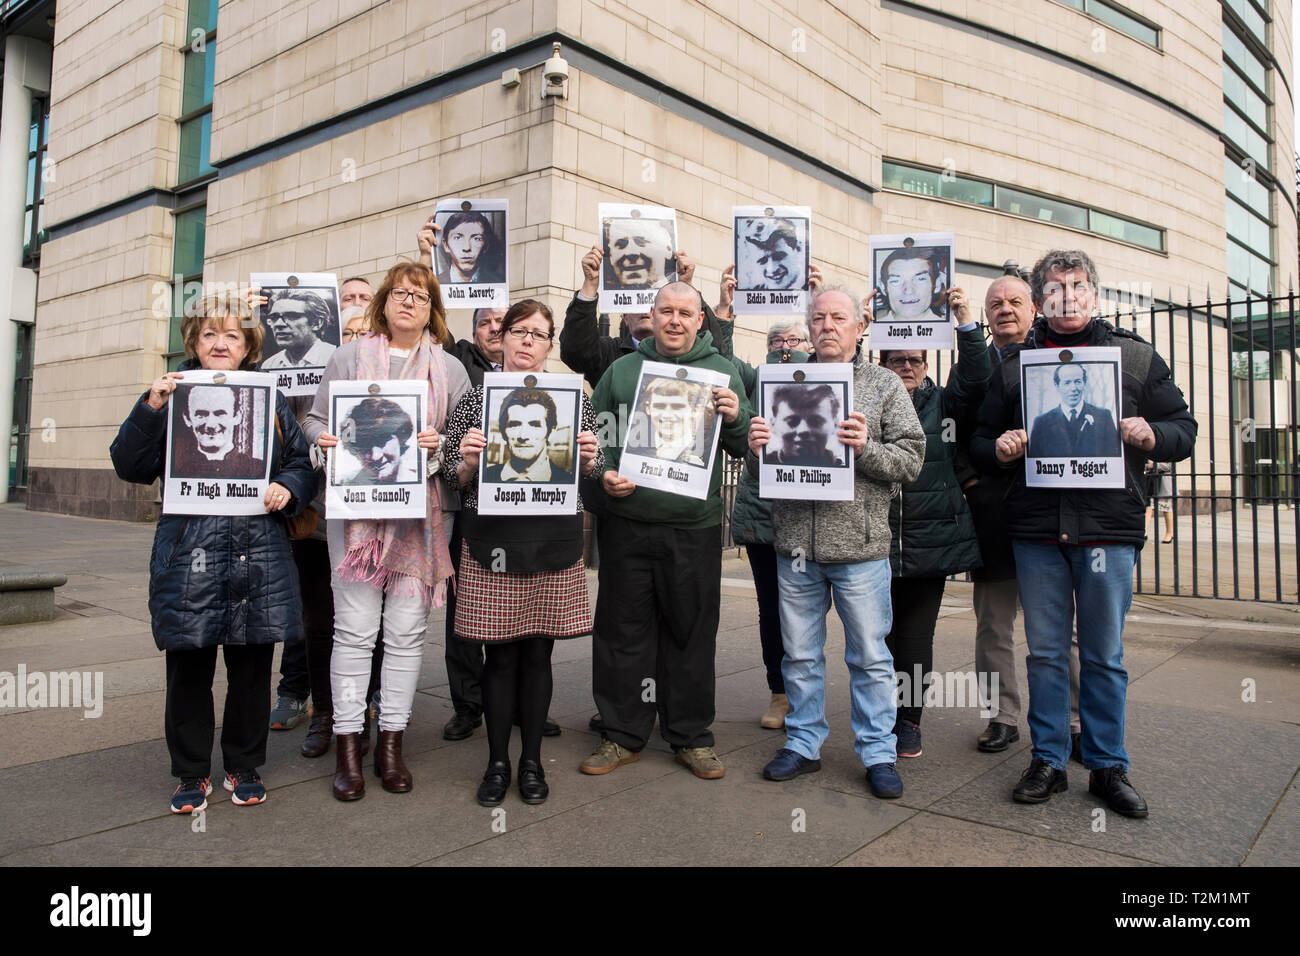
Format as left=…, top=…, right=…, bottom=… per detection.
left=110, top=363, right=316, bottom=652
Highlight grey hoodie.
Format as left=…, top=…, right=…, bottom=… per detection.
left=749, top=353, right=924, bottom=564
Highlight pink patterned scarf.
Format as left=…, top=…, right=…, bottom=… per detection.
left=338, top=330, right=454, bottom=605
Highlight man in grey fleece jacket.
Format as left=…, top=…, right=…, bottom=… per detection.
left=747, top=286, right=924, bottom=799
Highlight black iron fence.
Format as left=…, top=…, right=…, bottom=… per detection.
left=721, top=290, right=1299, bottom=603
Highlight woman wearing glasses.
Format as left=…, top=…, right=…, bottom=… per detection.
left=877, top=286, right=991, bottom=759
left=442, top=299, right=601, bottom=807
left=304, top=262, right=470, bottom=801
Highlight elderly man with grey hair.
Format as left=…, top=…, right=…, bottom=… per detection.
left=747, top=283, right=925, bottom=800
left=972, top=249, right=1196, bottom=818
left=963, top=274, right=1083, bottom=757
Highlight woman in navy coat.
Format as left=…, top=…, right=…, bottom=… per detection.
left=111, top=295, right=316, bottom=814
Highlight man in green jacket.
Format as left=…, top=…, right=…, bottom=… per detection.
left=581, top=283, right=752, bottom=780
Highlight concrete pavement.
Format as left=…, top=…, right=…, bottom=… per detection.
left=1, top=503, right=1296, bottom=867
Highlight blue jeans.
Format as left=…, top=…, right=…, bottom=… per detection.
left=1013, top=541, right=1136, bottom=772
left=777, top=554, right=896, bottom=767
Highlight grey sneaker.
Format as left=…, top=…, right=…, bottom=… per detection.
left=674, top=746, right=725, bottom=779
left=269, top=695, right=308, bottom=731
left=579, top=739, right=641, bottom=775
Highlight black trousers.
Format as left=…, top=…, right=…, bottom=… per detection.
left=744, top=542, right=786, bottom=694
left=279, top=536, right=383, bottom=713
left=885, top=575, right=947, bottom=726
left=444, top=514, right=484, bottom=717
left=165, top=644, right=275, bottom=778
left=592, top=513, right=720, bottom=751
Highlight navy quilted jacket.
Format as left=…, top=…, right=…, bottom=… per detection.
left=110, top=365, right=316, bottom=652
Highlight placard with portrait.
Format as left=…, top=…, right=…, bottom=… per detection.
left=477, top=371, right=584, bottom=516
left=325, top=381, right=428, bottom=519
left=733, top=206, right=811, bottom=315
left=433, top=198, right=509, bottom=310
left=252, top=272, right=341, bottom=397
left=1020, top=347, right=1124, bottom=489
left=164, top=370, right=276, bottom=516
left=866, top=233, right=955, bottom=351
left=619, top=361, right=729, bottom=500
left=598, top=203, right=679, bottom=314
left=757, top=362, right=854, bottom=501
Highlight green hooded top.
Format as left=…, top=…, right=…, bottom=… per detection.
left=592, top=330, right=752, bottom=530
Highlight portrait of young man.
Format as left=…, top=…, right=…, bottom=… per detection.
left=171, top=385, right=263, bottom=479
left=763, top=382, right=844, bottom=466
left=874, top=246, right=947, bottom=323
left=261, top=289, right=338, bottom=369
left=338, top=397, right=418, bottom=485
left=436, top=210, right=505, bottom=285
left=483, top=387, right=574, bottom=484
left=739, top=217, right=806, bottom=291
left=625, top=376, right=712, bottom=467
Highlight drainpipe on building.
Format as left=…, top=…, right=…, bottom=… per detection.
left=0, top=35, right=51, bottom=502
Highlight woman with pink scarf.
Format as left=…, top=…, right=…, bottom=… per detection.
left=305, top=262, right=470, bottom=801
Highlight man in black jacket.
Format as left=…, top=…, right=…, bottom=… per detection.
left=972, top=249, right=1196, bottom=819
left=963, top=276, right=1081, bottom=755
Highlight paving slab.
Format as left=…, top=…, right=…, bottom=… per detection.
left=926, top=699, right=1298, bottom=866
left=1242, top=776, right=1300, bottom=867
left=834, top=810, right=1155, bottom=866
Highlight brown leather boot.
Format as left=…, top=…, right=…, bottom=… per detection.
left=374, top=729, right=413, bottom=793
left=332, top=733, right=365, bottom=801
left=300, top=710, right=333, bottom=758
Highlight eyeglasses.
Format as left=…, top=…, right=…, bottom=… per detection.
left=770, top=335, right=807, bottom=348
left=885, top=356, right=926, bottom=368
left=506, top=328, right=553, bottom=343
left=390, top=288, right=432, bottom=307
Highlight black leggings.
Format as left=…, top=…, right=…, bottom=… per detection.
left=482, top=638, right=555, bottom=764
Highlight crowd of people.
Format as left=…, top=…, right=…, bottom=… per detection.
left=112, top=229, right=1195, bottom=819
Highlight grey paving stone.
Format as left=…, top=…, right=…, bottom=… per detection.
left=1242, top=777, right=1299, bottom=867
left=835, top=810, right=1155, bottom=866
left=925, top=699, right=1298, bottom=866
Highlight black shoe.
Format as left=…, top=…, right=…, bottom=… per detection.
left=1070, top=731, right=1083, bottom=764
left=517, top=759, right=549, bottom=804
left=444, top=712, right=483, bottom=741
left=476, top=760, right=511, bottom=807
left=1089, top=767, right=1149, bottom=818
left=588, top=712, right=603, bottom=733
left=1012, top=758, right=1068, bottom=804
left=543, top=717, right=561, bottom=738
left=977, top=721, right=1020, bottom=753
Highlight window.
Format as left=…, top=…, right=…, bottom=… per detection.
left=23, top=99, right=49, bottom=266
left=177, top=0, right=218, bottom=185
left=167, top=205, right=207, bottom=370
left=882, top=161, right=1166, bottom=252
left=1220, top=3, right=1274, bottom=298
left=1052, top=0, right=1160, bottom=49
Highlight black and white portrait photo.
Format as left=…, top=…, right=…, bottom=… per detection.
left=252, top=272, right=341, bottom=396
left=162, top=370, right=276, bottom=516
left=626, top=375, right=716, bottom=468
left=433, top=198, right=509, bottom=310
left=756, top=363, right=855, bottom=501
left=598, top=203, right=678, bottom=313
left=1021, top=347, right=1125, bottom=489
left=477, top=372, right=583, bottom=515
left=169, top=383, right=268, bottom=480
left=733, top=206, right=810, bottom=314
left=867, top=232, right=955, bottom=351
left=619, top=361, right=730, bottom=501
left=334, top=396, right=420, bottom=485
left=325, top=381, right=428, bottom=519
left=761, top=381, right=848, bottom=467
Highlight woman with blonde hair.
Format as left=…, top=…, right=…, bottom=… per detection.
left=110, top=293, right=315, bottom=813
left=305, top=262, right=470, bottom=800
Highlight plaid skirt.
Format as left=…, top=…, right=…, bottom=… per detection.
left=453, top=541, right=592, bottom=643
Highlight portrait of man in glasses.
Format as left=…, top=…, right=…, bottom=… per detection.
left=261, top=288, right=340, bottom=369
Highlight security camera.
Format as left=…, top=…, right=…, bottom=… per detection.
left=542, top=41, right=568, bottom=99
